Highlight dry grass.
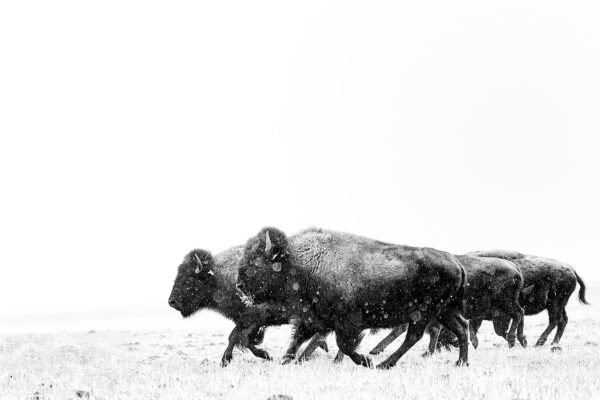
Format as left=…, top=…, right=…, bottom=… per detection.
left=2, top=290, right=600, bottom=400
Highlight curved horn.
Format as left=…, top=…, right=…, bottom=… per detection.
left=265, top=230, right=272, bottom=254
left=194, top=253, right=202, bottom=265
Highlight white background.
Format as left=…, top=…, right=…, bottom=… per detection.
left=1, top=1, right=599, bottom=332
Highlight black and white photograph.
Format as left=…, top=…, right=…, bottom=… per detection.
left=1, top=1, right=599, bottom=399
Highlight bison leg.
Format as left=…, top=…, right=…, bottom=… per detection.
left=535, top=307, right=560, bottom=347
left=437, top=325, right=459, bottom=350
left=333, top=350, right=345, bottom=363
left=497, top=293, right=525, bottom=348
left=221, top=324, right=244, bottom=367
left=469, top=318, right=483, bottom=349
left=423, top=322, right=442, bottom=357
left=516, top=316, right=527, bottom=347
left=437, top=311, right=469, bottom=366
left=221, top=324, right=272, bottom=366
left=282, top=322, right=318, bottom=364
left=246, top=343, right=272, bottom=361
left=492, top=315, right=510, bottom=341
left=296, top=334, right=329, bottom=362
left=317, top=336, right=329, bottom=352
left=369, top=324, right=406, bottom=355
left=334, top=326, right=372, bottom=368
left=551, top=308, right=568, bottom=345
left=505, top=307, right=524, bottom=348
left=376, top=319, right=428, bottom=369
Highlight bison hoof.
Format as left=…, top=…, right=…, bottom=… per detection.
left=376, top=361, right=394, bottom=370
left=421, top=351, right=433, bottom=358
left=369, top=347, right=383, bottom=355
left=220, top=357, right=232, bottom=368
left=519, top=337, right=528, bottom=348
left=535, top=340, right=546, bottom=347
left=281, top=355, right=295, bottom=365
left=471, top=339, right=479, bottom=349
left=333, top=351, right=346, bottom=363
left=506, top=333, right=516, bottom=348
left=454, top=360, right=469, bottom=367
left=317, top=340, right=329, bottom=353
left=257, top=350, right=272, bottom=361
left=360, top=355, right=373, bottom=368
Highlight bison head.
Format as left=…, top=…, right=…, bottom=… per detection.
left=237, top=227, right=295, bottom=304
left=168, top=249, right=217, bottom=317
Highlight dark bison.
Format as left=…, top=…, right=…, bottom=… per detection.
left=308, top=254, right=523, bottom=361
left=468, top=250, right=589, bottom=347
left=237, top=227, right=469, bottom=368
left=168, top=247, right=327, bottom=366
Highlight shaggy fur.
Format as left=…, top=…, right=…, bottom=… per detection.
left=238, top=227, right=469, bottom=369
left=366, top=254, right=524, bottom=356
left=168, top=247, right=327, bottom=366
left=468, top=250, right=589, bottom=347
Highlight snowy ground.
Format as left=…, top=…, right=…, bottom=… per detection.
left=1, top=289, right=599, bottom=400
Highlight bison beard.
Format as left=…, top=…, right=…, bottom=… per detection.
left=238, top=227, right=470, bottom=369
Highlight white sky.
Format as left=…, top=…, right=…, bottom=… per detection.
left=1, top=1, right=599, bottom=325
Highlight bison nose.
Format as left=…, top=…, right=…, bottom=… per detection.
left=168, top=298, right=178, bottom=309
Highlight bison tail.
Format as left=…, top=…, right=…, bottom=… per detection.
left=459, top=261, right=467, bottom=311
left=450, top=258, right=467, bottom=313
left=574, top=271, right=590, bottom=305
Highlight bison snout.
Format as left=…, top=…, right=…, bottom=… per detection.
left=168, top=297, right=180, bottom=310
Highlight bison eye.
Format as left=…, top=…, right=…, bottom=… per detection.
left=271, top=252, right=285, bottom=262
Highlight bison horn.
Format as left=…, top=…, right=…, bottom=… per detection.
left=194, top=253, right=203, bottom=266
left=265, top=230, right=272, bottom=254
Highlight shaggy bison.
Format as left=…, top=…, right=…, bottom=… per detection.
left=468, top=250, right=589, bottom=347
left=315, top=254, right=523, bottom=361
left=237, top=227, right=469, bottom=369
left=365, top=254, right=524, bottom=356
left=168, top=247, right=327, bottom=366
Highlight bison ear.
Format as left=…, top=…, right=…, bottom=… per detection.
left=522, top=284, right=535, bottom=296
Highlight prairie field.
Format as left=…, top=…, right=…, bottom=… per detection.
left=1, top=290, right=599, bottom=400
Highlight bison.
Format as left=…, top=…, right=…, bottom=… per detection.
left=364, top=254, right=524, bottom=356
left=468, top=250, right=589, bottom=347
left=237, top=227, right=469, bottom=368
left=303, top=254, right=523, bottom=361
left=168, top=247, right=327, bottom=366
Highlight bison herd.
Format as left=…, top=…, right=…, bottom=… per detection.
left=168, top=227, right=588, bottom=369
